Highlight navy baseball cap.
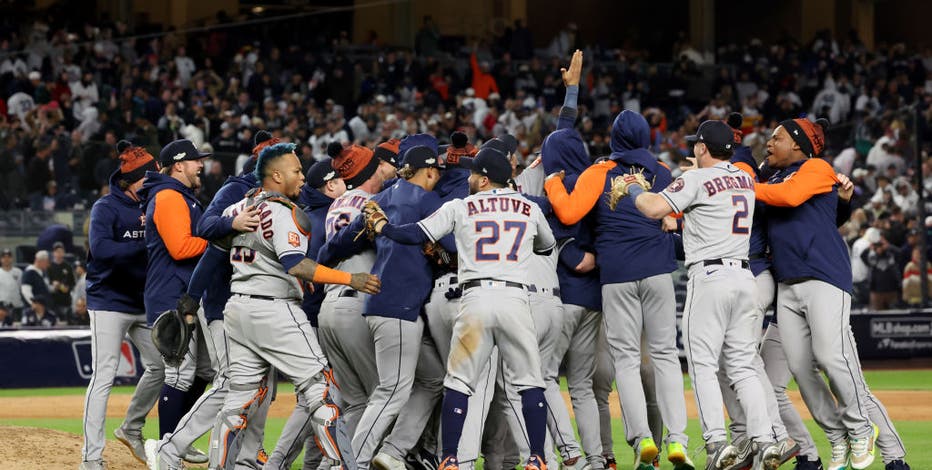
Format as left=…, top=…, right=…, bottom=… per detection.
left=401, top=146, right=444, bottom=170
left=306, top=158, right=338, bottom=189
left=481, top=135, right=518, bottom=156
left=686, top=120, right=735, bottom=154
left=463, top=148, right=512, bottom=185
left=399, top=134, right=439, bottom=157
left=159, top=139, right=211, bottom=168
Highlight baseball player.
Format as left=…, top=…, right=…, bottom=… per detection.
left=754, top=118, right=907, bottom=470
left=265, top=157, right=347, bottom=470
left=323, top=143, right=449, bottom=470
left=139, top=138, right=212, bottom=463
left=209, top=142, right=380, bottom=469
left=145, top=133, right=275, bottom=470
left=365, top=147, right=556, bottom=470
left=80, top=142, right=163, bottom=470
left=544, top=110, right=691, bottom=470
left=621, top=119, right=791, bottom=469
left=314, top=143, right=384, bottom=441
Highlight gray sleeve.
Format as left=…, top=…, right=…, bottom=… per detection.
left=417, top=200, right=459, bottom=243
left=659, top=172, right=701, bottom=213
left=532, top=206, right=557, bottom=254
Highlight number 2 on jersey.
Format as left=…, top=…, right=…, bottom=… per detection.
left=475, top=220, right=527, bottom=261
left=731, top=195, right=749, bottom=234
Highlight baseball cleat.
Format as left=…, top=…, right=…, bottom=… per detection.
left=406, top=448, right=440, bottom=470
left=113, top=425, right=146, bottom=464
left=256, top=447, right=268, bottom=467
left=182, top=445, right=209, bottom=464
left=849, top=424, right=878, bottom=469
left=725, top=439, right=754, bottom=470
left=791, top=455, right=823, bottom=470
left=526, top=454, right=548, bottom=470
left=752, top=441, right=782, bottom=470
left=885, top=460, right=911, bottom=470
left=651, top=455, right=660, bottom=469
left=827, top=440, right=849, bottom=470
left=79, top=460, right=107, bottom=470
left=667, top=442, right=695, bottom=470
left=373, top=452, right=408, bottom=470
left=438, top=455, right=460, bottom=470
left=705, top=441, right=738, bottom=470
left=771, top=438, right=799, bottom=466
left=635, top=437, right=660, bottom=469
left=605, top=455, right=618, bottom=470
left=562, top=456, right=592, bottom=470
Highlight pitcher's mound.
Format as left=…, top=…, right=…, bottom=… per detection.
left=0, top=426, right=145, bottom=469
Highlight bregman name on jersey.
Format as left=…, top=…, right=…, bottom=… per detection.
left=702, top=173, right=755, bottom=197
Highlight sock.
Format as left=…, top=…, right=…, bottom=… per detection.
left=520, top=387, right=547, bottom=459
left=158, top=384, right=189, bottom=438
left=441, top=388, right=469, bottom=459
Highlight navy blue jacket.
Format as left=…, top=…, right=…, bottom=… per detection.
left=139, top=172, right=205, bottom=322
left=328, top=179, right=444, bottom=321
left=730, top=146, right=771, bottom=276
left=763, top=158, right=852, bottom=292
left=187, top=172, right=259, bottom=322
left=540, top=113, right=602, bottom=309
left=85, top=171, right=148, bottom=313
left=298, top=184, right=335, bottom=327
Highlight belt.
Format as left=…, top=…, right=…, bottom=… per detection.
left=434, top=275, right=458, bottom=290
left=461, top=279, right=526, bottom=291
left=527, top=285, right=561, bottom=297
left=339, top=289, right=358, bottom=298
left=783, top=276, right=817, bottom=285
left=236, top=293, right=277, bottom=301
left=749, top=253, right=767, bottom=261
left=703, top=259, right=750, bottom=270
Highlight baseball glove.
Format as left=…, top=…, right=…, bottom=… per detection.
left=423, top=241, right=455, bottom=268
left=150, top=294, right=198, bottom=367
left=356, top=200, right=388, bottom=241
left=607, top=171, right=652, bottom=210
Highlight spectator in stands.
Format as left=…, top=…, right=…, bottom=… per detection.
left=0, top=248, right=24, bottom=320
left=47, top=242, right=74, bottom=321
left=21, top=294, right=57, bottom=327
left=72, top=260, right=86, bottom=310
left=0, top=303, right=12, bottom=327
left=902, top=247, right=932, bottom=306
left=862, top=230, right=902, bottom=310
left=414, top=16, right=441, bottom=57
left=71, top=296, right=89, bottom=326
left=21, top=250, right=50, bottom=306
left=470, top=44, right=499, bottom=100
left=26, top=137, right=54, bottom=198
left=851, top=227, right=876, bottom=307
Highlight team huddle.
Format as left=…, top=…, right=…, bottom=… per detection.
left=79, top=51, right=910, bottom=470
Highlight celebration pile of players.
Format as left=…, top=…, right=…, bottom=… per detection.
left=80, top=51, right=910, bottom=470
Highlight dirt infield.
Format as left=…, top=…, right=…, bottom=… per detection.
left=1, top=390, right=929, bottom=468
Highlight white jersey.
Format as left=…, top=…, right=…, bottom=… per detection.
left=659, top=161, right=755, bottom=267
left=417, top=188, right=556, bottom=285
left=0, top=266, right=23, bottom=308
left=323, top=188, right=376, bottom=293
left=226, top=193, right=308, bottom=301
left=514, top=162, right=559, bottom=289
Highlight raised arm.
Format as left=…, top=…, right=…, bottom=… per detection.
left=755, top=158, right=839, bottom=207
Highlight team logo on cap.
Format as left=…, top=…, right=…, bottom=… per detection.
left=173, top=152, right=186, bottom=161
left=324, top=171, right=335, bottom=180
left=425, top=158, right=436, bottom=165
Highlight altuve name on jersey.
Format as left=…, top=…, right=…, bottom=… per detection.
left=467, top=196, right=532, bottom=217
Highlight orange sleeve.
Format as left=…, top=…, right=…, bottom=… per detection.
left=754, top=158, right=839, bottom=207
left=544, top=162, right=613, bottom=225
left=152, top=190, right=208, bottom=260
left=733, top=161, right=756, bottom=179
left=470, top=52, right=480, bottom=75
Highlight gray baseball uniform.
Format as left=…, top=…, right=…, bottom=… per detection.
left=210, top=193, right=354, bottom=470
left=658, top=162, right=773, bottom=445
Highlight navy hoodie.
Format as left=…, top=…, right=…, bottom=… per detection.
left=590, top=111, right=677, bottom=283
left=138, top=172, right=205, bottom=322
left=298, top=184, right=335, bottom=327
left=188, top=172, right=259, bottom=322
left=85, top=170, right=148, bottom=313
left=540, top=128, right=602, bottom=310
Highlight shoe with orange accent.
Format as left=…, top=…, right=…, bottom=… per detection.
left=256, top=447, right=268, bottom=467
left=525, top=454, right=547, bottom=470
left=604, top=455, right=617, bottom=470
left=438, top=455, right=460, bottom=470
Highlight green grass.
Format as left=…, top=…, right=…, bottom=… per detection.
left=0, top=416, right=927, bottom=469
left=4, top=369, right=930, bottom=399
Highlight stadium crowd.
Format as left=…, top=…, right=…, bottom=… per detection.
left=0, top=13, right=930, bottom=318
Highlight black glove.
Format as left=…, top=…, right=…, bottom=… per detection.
left=151, top=296, right=199, bottom=367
